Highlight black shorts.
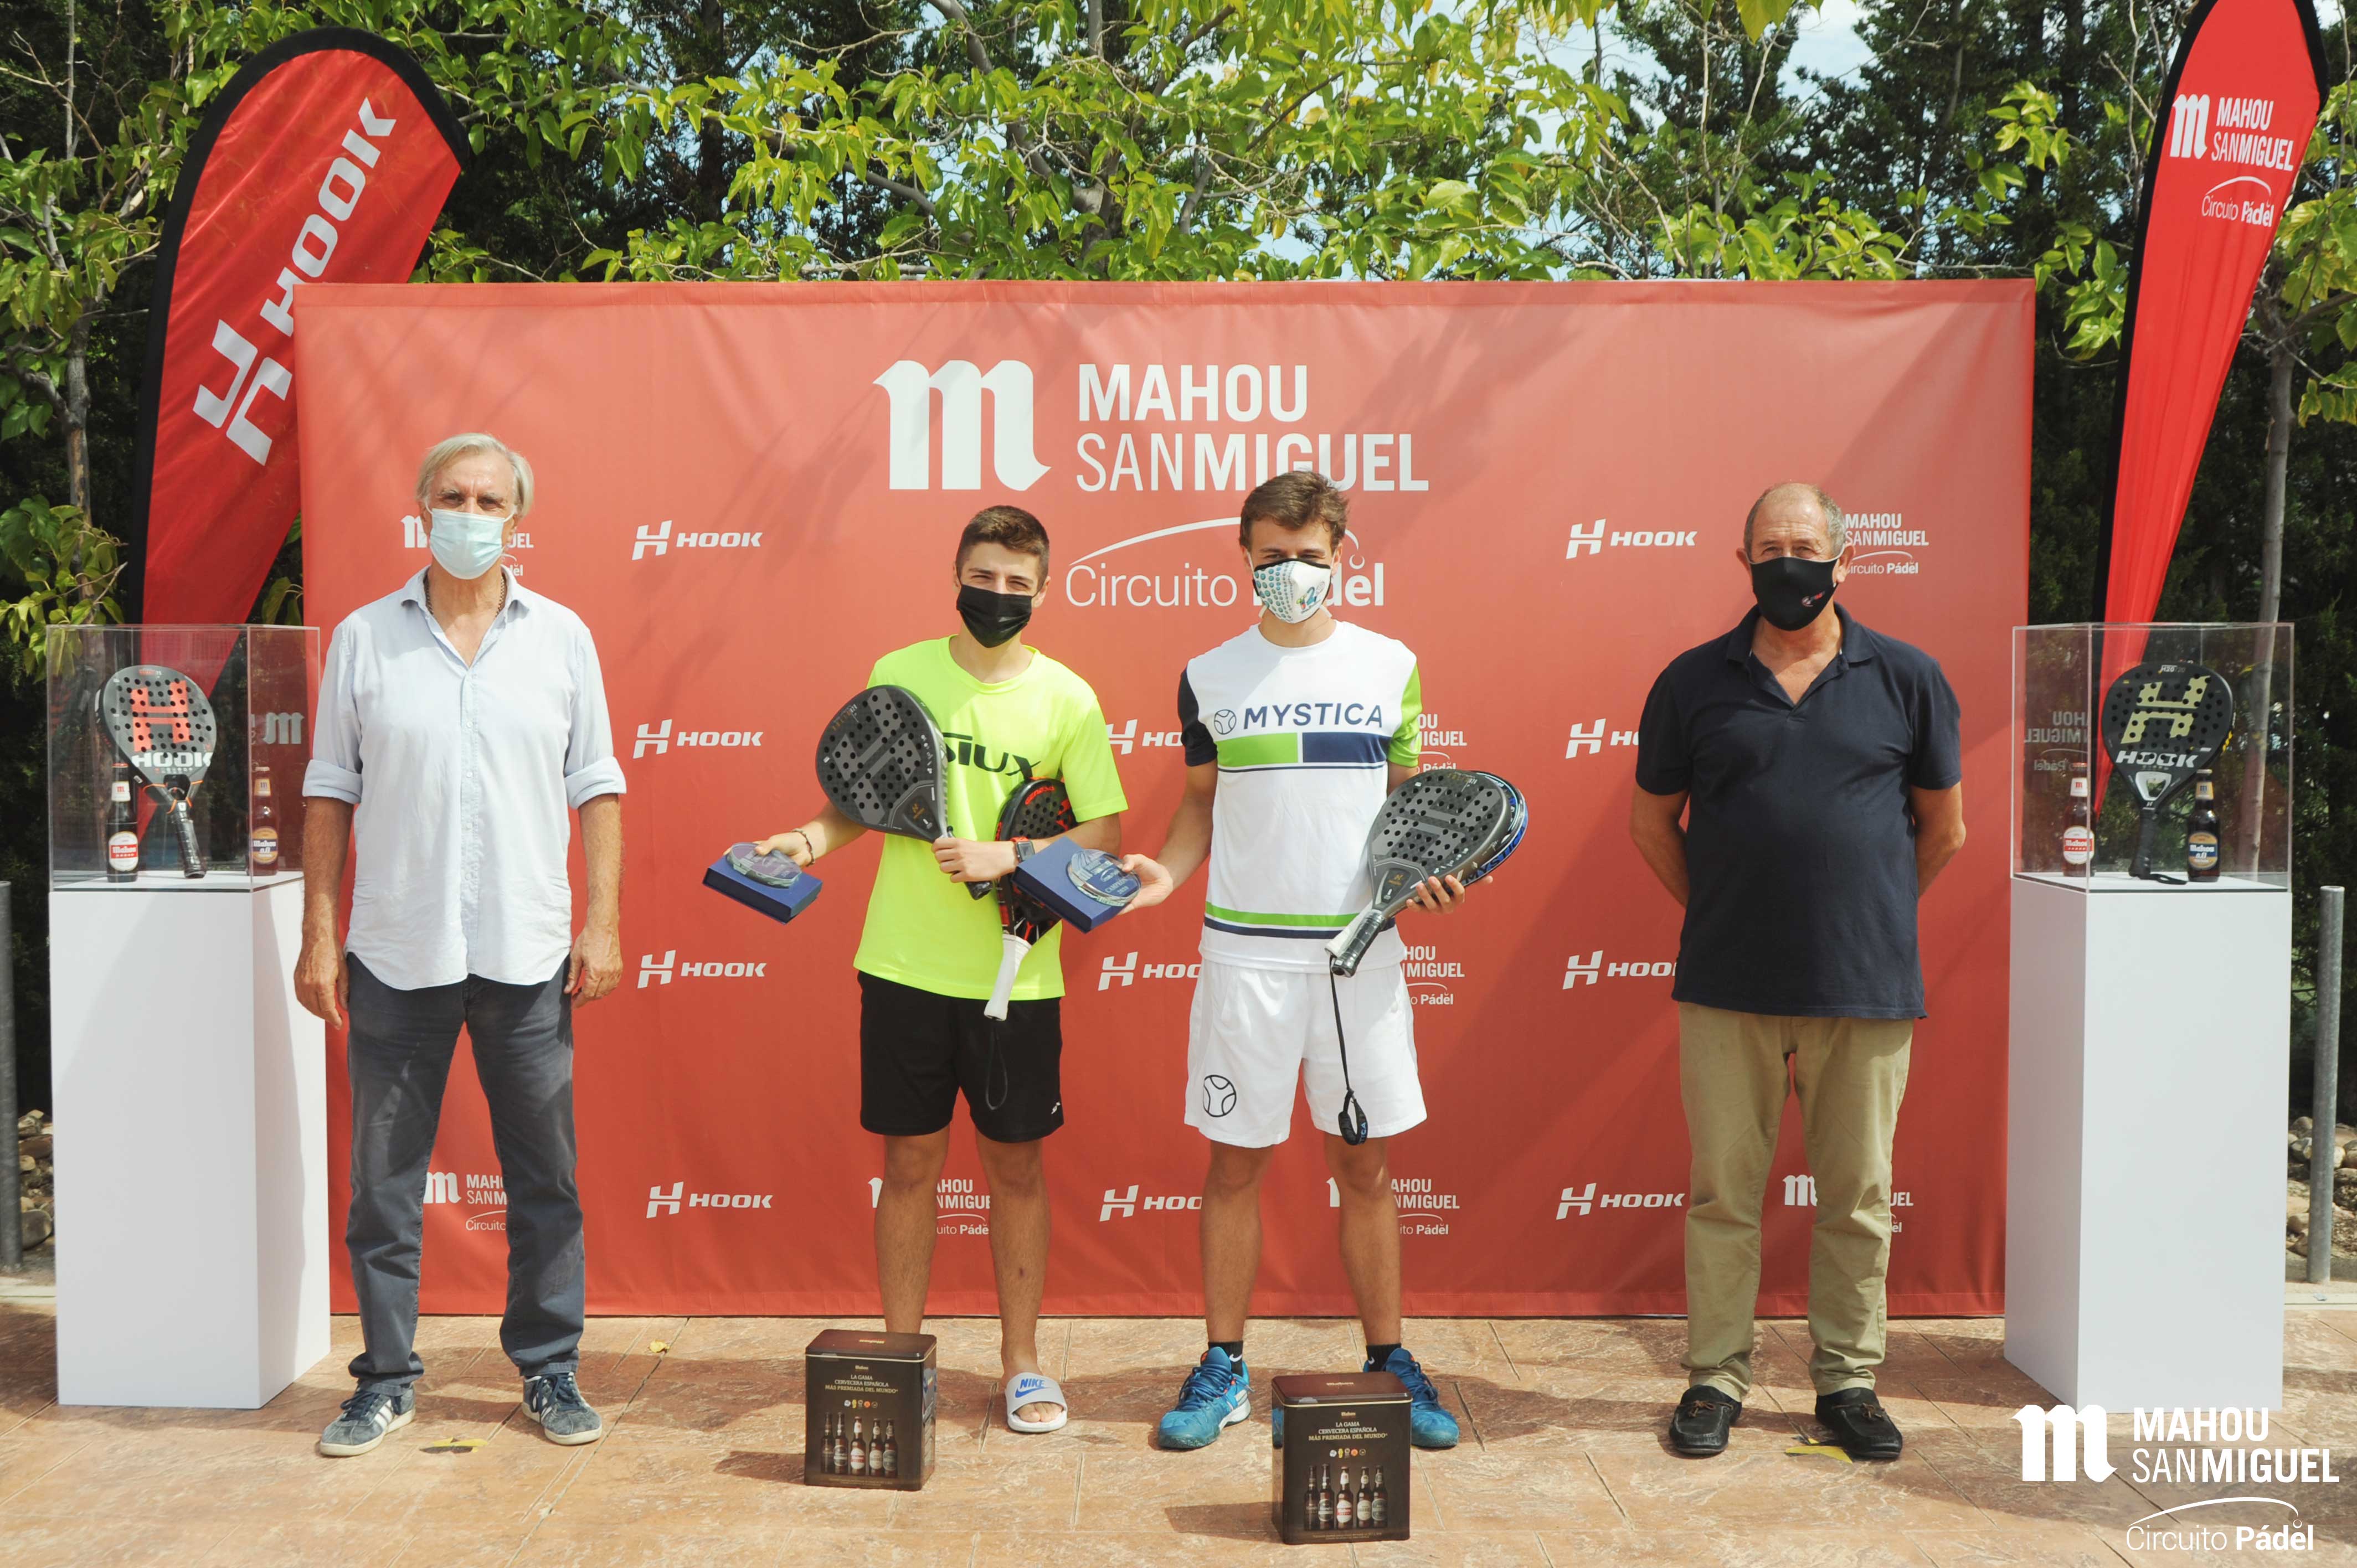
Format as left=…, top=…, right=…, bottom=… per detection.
left=857, top=972, right=1065, bottom=1143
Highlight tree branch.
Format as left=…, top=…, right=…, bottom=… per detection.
left=925, top=0, right=994, bottom=77
left=864, top=166, right=938, bottom=217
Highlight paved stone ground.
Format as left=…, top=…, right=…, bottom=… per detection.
left=2, top=1297, right=2354, bottom=1565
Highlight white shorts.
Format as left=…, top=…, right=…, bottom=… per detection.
left=1185, top=960, right=1425, bottom=1147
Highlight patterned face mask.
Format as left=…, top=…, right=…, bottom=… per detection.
left=1253, top=558, right=1333, bottom=624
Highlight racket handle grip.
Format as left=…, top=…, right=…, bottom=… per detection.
left=969, top=881, right=994, bottom=901
left=1326, top=911, right=1381, bottom=978
left=984, top=933, right=1031, bottom=1021
left=170, top=798, right=207, bottom=879
left=2132, top=809, right=2160, bottom=880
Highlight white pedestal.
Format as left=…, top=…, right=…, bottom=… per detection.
left=49, top=876, right=329, bottom=1407
left=2005, top=873, right=2289, bottom=1409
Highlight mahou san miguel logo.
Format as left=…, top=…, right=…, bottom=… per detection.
left=872, top=358, right=1411, bottom=611
left=2168, top=89, right=2299, bottom=228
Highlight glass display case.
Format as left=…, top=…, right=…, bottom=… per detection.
left=46, top=624, right=320, bottom=890
left=2011, top=622, right=2290, bottom=891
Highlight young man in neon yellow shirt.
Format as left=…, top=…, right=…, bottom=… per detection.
left=760, top=506, right=1127, bottom=1432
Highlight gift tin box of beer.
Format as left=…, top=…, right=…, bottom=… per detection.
left=1272, top=1371, right=1411, bottom=1543
left=804, top=1329, right=936, bottom=1489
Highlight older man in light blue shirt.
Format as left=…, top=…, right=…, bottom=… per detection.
left=296, top=432, right=624, bottom=1459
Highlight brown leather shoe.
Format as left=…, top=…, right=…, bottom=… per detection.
left=1815, top=1388, right=1902, bottom=1460
left=1668, top=1386, right=1740, bottom=1456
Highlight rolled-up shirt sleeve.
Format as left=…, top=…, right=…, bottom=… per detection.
left=303, top=621, right=365, bottom=803
left=562, top=620, right=627, bottom=808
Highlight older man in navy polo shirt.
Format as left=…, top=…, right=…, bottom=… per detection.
left=1629, top=482, right=1965, bottom=1463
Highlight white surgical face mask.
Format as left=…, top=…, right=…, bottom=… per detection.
left=1253, top=558, right=1332, bottom=624
left=428, top=508, right=510, bottom=580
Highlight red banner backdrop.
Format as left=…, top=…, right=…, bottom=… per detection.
left=2096, top=0, right=2325, bottom=624
left=295, top=281, right=2029, bottom=1317
left=131, top=29, right=465, bottom=622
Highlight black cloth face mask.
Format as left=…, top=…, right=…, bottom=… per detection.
left=1749, top=554, right=1839, bottom=631
left=957, top=584, right=1036, bottom=648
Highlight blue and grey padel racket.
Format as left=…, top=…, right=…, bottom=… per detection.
left=1326, top=768, right=1514, bottom=978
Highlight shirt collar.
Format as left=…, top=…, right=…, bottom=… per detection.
left=1722, top=602, right=1875, bottom=665
left=399, top=566, right=532, bottom=617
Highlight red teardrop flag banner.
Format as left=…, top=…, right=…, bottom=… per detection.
left=129, top=29, right=466, bottom=622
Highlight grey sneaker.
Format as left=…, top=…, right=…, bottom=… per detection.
left=522, top=1372, right=604, bottom=1445
left=318, top=1385, right=414, bottom=1457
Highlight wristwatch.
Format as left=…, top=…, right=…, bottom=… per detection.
left=1012, top=837, right=1037, bottom=865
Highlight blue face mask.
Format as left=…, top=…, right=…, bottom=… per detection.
left=428, top=508, right=510, bottom=580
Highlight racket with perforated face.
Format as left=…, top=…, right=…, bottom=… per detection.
left=99, top=664, right=218, bottom=879
left=1327, top=768, right=1514, bottom=978
left=816, top=686, right=950, bottom=842
left=2099, top=661, right=2235, bottom=879
left=983, top=778, right=1079, bottom=1021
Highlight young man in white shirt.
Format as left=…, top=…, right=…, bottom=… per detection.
left=1123, top=470, right=1466, bottom=1451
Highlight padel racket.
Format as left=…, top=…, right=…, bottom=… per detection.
left=2099, top=661, right=2235, bottom=880
left=1326, top=769, right=1514, bottom=978
left=1460, top=770, right=1530, bottom=885
left=816, top=687, right=950, bottom=841
left=99, top=664, right=218, bottom=879
left=983, top=778, right=1078, bottom=1021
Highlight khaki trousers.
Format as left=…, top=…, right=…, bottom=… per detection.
left=1677, top=1003, right=1912, bottom=1401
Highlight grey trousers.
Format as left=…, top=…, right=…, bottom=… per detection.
left=344, top=953, right=584, bottom=1391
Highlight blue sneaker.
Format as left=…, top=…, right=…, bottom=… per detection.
left=1157, top=1348, right=1250, bottom=1450
left=1370, top=1347, right=1459, bottom=1448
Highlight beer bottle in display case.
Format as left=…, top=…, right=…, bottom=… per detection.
left=2186, top=769, right=2221, bottom=882
left=2062, top=761, right=2093, bottom=869
left=1368, top=1467, right=1386, bottom=1528
left=882, top=1420, right=898, bottom=1477
left=249, top=764, right=280, bottom=874
left=106, top=761, right=139, bottom=882
left=1335, top=1465, right=1355, bottom=1528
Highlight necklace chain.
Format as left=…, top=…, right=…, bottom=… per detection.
left=425, top=568, right=508, bottom=623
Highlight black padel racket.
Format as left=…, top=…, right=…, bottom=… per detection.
left=2100, top=661, right=2235, bottom=880
left=983, top=778, right=1079, bottom=1021
left=99, top=664, right=218, bottom=879
left=1327, top=768, right=1514, bottom=978
left=816, top=686, right=950, bottom=842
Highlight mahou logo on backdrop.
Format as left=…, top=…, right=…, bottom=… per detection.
left=868, top=359, right=1425, bottom=611
left=1844, top=509, right=1930, bottom=579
